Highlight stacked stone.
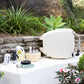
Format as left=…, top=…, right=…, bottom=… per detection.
left=74, top=35, right=84, bottom=52
left=0, top=36, right=42, bottom=63
left=0, top=35, right=84, bottom=63
left=80, top=35, right=84, bottom=51
left=80, top=35, right=84, bottom=44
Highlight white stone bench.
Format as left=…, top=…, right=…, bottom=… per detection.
left=0, top=54, right=82, bottom=84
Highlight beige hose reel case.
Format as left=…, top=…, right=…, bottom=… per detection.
left=40, top=29, right=80, bottom=58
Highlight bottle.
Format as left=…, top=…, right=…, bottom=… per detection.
left=3, top=53, right=11, bottom=64
left=29, top=46, right=32, bottom=53
left=16, top=46, right=25, bottom=61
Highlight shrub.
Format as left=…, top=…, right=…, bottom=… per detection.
left=0, top=13, right=9, bottom=33
left=56, top=63, right=84, bottom=84
left=42, top=15, right=66, bottom=31
left=66, top=17, right=84, bottom=33
left=56, top=54, right=84, bottom=84
left=0, top=5, right=44, bottom=35
left=77, top=54, right=84, bottom=71
left=79, top=20, right=84, bottom=33
left=27, top=16, right=44, bottom=35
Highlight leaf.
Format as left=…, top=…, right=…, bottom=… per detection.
left=43, top=15, right=66, bottom=31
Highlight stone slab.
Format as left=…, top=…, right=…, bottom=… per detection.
left=3, top=37, right=23, bottom=44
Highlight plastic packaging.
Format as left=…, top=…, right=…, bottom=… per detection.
left=16, top=46, right=25, bottom=61
left=3, top=53, right=11, bottom=64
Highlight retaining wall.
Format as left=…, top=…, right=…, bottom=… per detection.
left=0, top=35, right=84, bottom=63
left=0, top=36, right=42, bottom=62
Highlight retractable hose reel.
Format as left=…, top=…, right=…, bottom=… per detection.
left=40, top=29, right=81, bottom=59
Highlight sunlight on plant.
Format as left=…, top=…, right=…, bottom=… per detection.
left=42, top=15, right=66, bottom=31
left=77, top=54, right=84, bottom=71
left=0, top=5, right=44, bottom=35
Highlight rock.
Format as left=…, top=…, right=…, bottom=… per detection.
left=23, top=36, right=35, bottom=42
left=34, top=36, right=40, bottom=41
left=18, top=43, right=26, bottom=47
left=1, top=48, right=16, bottom=54
left=3, top=37, right=23, bottom=44
left=23, top=36, right=39, bottom=42
left=26, top=42, right=38, bottom=46
left=1, top=43, right=17, bottom=49
left=38, top=41, right=43, bottom=46
left=0, top=39, right=3, bottom=44
left=0, top=49, right=2, bottom=54
left=0, top=55, right=3, bottom=63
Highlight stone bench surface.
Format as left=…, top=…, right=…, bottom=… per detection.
left=0, top=54, right=82, bottom=84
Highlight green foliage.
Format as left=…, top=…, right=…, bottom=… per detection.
left=0, top=72, right=4, bottom=78
left=66, top=18, right=81, bottom=33
left=27, top=16, right=44, bottom=35
left=59, top=0, right=84, bottom=34
left=77, top=54, right=84, bottom=71
left=66, top=17, right=84, bottom=33
left=79, top=20, right=84, bottom=32
left=0, top=5, right=43, bottom=35
left=42, top=15, right=66, bottom=31
left=4, top=6, right=30, bottom=35
left=73, top=0, right=84, bottom=19
left=73, top=6, right=84, bottom=19
left=0, top=12, right=9, bottom=33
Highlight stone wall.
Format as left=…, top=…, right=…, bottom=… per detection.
left=0, top=35, right=84, bottom=63
left=73, top=35, right=84, bottom=52
left=0, top=36, right=42, bottom=63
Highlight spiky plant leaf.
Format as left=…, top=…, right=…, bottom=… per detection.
left=43, top=15, right=66, bottom=31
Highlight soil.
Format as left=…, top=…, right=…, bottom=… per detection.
left=0, top=31, right=83, bottom=38
left=0, top=32, right=29, bottom=38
